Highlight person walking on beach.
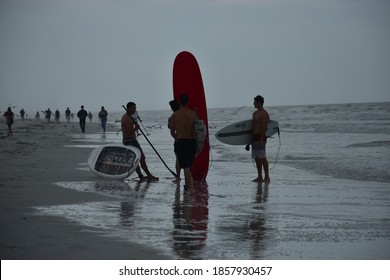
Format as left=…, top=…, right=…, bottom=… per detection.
left=168, top=99, right=181, bottom=182
left=65, top=107, right=71, bottom=123
left=88, top=111, right=93, bottom=122
left=77, top=105, right=88, bottom=133
left=20, top=108, right=25, bottom=120
left=44, top=108, right=53, bottom=123
left=54, top=109, right=60, bottom=122
left=3, top=107, right=14, bottom=136
left=252, top=95, right=270, bottom=183
left=169, top=94, right=197, bottom=193
left=121, top=102, right=159, bottom=181
left=98, top=106, right=108, bottom=133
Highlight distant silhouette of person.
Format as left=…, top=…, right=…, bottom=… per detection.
left=65, top=107, right=71, bottom=123
left=168, top=99, right=181, bottom=182
left=88, top=111, right=93, bottom=122
left=98, top=106, right=108, bottom=133
left=20, top=108, right=25, bottom=120
left=35, top=111, right=40, bottom=120
left=55, top=109, right=60, bottom=122
left=77, top=105, right=88, bottom=133
left=3, top=107, right=14, bottom=136
left=44, top=108, right=53, bottom=123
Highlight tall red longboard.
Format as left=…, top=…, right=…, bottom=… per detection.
left=173, top=51, right=209, bottom=181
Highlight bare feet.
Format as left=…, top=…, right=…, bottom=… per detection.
left=252, top=178, right=263, bottom=182
left=172, top=177, right=181, bottom=183
left=146, top=175, right=159, bottom=182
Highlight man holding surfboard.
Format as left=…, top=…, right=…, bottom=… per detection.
left=252, top=95, right=271, bottom=183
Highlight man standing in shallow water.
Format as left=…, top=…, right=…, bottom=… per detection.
left=169, top=94, right=197, bottom=193
left=252, top=95, right=270, bottom=183
left=121, top=102, right=158, bottom=182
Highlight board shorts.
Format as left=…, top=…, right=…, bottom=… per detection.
left=252, top=141, right=266, bottom=159
left=123, top=138, right=143, bottom=153
left=176, top=139, right=197, bottom=169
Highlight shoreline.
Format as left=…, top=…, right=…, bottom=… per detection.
left=2, top=113, right=389, bottom=260
left=0, top=120, right=173, bottom=259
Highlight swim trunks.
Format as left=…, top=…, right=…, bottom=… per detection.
left=252, top=141, right=266, bottom=159
left=123, top=138, right=143, bottom=153
left=176, top=139, right=197, bottom=169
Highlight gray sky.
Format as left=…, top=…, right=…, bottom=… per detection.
left=1, top=0, right=389, bottom=113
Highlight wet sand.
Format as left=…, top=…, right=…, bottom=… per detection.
left=0, top=120, right=172, bottom=259
left=1, top=118, right=389, bottom=260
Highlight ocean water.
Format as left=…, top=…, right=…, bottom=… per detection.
left=36, top=102, right=390, bottom=259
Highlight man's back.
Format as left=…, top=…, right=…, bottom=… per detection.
left=171, top=108, right=196, bottom=139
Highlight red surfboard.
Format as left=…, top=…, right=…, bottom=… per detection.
left=173, top=51, right=209, bottom=181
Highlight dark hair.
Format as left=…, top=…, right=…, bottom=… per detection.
left=179, top=94, right=189, bottom=106
left=254, top=95, right=264, bottom=104
left=126, top=102, right=136, bottom=109
left=169, top=100, right=180, bottom=112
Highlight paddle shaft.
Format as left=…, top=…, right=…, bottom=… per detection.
left=122, top=105, right=178, bottom=178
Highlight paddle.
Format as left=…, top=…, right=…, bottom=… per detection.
left=122, top=105, right=178, bottom=178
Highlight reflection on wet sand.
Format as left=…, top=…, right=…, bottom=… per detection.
left=172, top=182, right=209, bottom=259
left=119, top=181, right=151, bottom=227
left=42, top=169, right=390, bottom=260
left=248, top=183, right=269, bottom=259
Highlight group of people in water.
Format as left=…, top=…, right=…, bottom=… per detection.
left=120, top=94, right=271, bottom=193
left=3, top=94, right=271, bottom=189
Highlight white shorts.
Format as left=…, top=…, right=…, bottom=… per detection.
left=252, top=141, right=266, bottom=159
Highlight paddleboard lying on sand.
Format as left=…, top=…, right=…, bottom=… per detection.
left=215, top=119, right=279, bottom=145
left=88, top=144, right=141, bottom=179
left=173, top=51, right=209, bottom=181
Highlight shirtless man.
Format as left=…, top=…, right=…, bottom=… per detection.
left=252, top=95, right=270, bottom=183
left=121, top=102, right=159, bottom=181
left=168, top=99, right=181, bottom=182
left=169, top=94, right=197, bottom=192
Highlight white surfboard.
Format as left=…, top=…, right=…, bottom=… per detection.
left=215, top=119, right=279, bottom=145
left=88, top=144, right=141, bottom=180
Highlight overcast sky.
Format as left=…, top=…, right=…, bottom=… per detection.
left=1, top=0, right=389, bottom=113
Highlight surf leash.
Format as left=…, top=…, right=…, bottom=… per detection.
left=268, top=127, right=281, bottom=170
left=122, top=105, right=178, bottom=178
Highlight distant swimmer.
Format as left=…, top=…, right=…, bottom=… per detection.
left=251, top=95, right=270, bottom=183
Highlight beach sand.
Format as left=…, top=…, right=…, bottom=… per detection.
left=0, top=120, right=172, bottom=259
